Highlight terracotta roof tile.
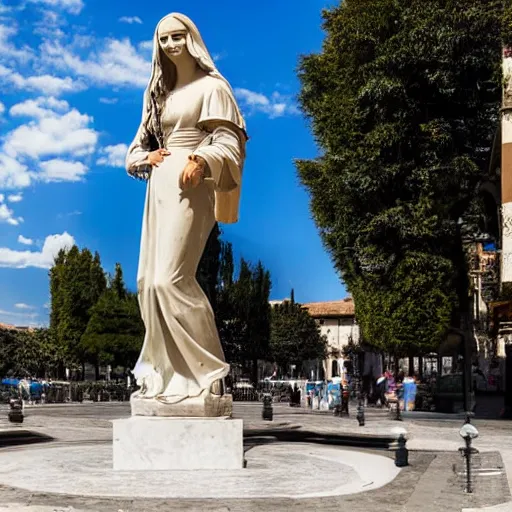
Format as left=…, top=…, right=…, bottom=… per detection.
left=302, top=298, right=355, bottom=318
left=0, top=323, right=33, bottom=331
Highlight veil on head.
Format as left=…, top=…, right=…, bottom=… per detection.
left=141, top=12, right=246, bottom=148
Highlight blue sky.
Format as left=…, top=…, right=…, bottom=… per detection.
left=0, top=0, right=346, bottom=327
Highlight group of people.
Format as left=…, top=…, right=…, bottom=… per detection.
left=375, top=370, right=419, bottom=411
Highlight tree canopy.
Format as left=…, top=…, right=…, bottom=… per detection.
left=81, top=263, right=144, bottom=375
left=297, top=0, right=504, bottom=355
left=270, top=292, right=327, bottom=374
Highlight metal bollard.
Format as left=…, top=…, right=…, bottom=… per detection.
left=8, top=397, right=24, bottom=424
left=459, top=424, right=479, bottom=493
left=262, top=393, right=273, bottom=421
left=356, top=398, right=365, bottom=426
left=391, top=427, right=408, bottom=467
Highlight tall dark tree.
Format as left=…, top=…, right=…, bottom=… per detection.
left=270, top=294, right=327, bottom=376
left=216, top=241, right=243, bottom=364
left=230, top=258, right=272, bottom=382
left=81, top=262, right=144, bottom=377
left=111, top=262, right=127, bottom=300
left=214, top=246, right=272, bottom=381
left=49, top=249, right=68, bottom=377
left=49, top=246, right=106, bottom=375
left=297, top=0, right=503, bottom=354
left=197, top=223, right=221, bottom=310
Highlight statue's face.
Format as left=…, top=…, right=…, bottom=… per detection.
left=158, top=17, right=189, bottom=62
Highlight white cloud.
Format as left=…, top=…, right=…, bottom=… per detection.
left=7, top=193, right=22, bottom=203
left=119, top=16, right=142, bottom=24
left=0, top=101, right=4, bottom=115
left=99, top=97, right=118, bottom=105
left=33, top=10, right=66, bottom=39
left=234, top=88, right=299, bottom=118
left=0, top=202, right=22, bottom=225
left=39, top=159, right=87, bottom=182
left=1, top=100, right=95, bottom=188
left=4, top=108, right=98, bottom=160
left=15, top=303, right=35, bottom=309
left=138, top=40, right=153, bottom=51
left=0, top=231, right=75, bottom=268
left=0, top=65, right=83, bottom=96
left=0, top=153, right=31, bottom=189
left=27, top=0, right=84, bottom=15
left=212, top=52, right=227, bottom=63
left=0, top=309, right=39, bottom=326
left=0, top=24, right=33, bottom=62
left=10, top=97, right=70, bottom=119
left=18, top=235, right=33, bottom=246
left=97, top=143, right=128, bottom=168
left=41, top=38, right=150, bottom=88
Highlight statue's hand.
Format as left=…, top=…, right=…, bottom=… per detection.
left=148, top=148, right=171, bottom=167
left=180, top=156, right=206, bottom=190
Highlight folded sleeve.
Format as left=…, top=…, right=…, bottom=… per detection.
left=125, top=122, right=151, bottom=175
left=193, top=83, right=246, bottom=193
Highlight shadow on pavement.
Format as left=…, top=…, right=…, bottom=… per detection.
left=0, top=429, right=54, bottom=448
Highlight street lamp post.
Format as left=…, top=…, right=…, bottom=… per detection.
left=353, top=352, right=365, bottom=427
left=459, top=423, right=479, bottom=493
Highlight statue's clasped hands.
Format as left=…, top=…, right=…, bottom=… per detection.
left=147, top=148, right=205, bottom=190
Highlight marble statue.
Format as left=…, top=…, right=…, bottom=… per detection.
left=125, top=13, right=247, bottom=416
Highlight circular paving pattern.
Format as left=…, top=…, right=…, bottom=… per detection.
left=0, top=443, right=400, bottom=499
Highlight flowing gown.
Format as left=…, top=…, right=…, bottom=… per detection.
left=125, top=74, right=244, bottom=404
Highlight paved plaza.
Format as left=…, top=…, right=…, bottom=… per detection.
left=0, top=401, right=511, bottom=511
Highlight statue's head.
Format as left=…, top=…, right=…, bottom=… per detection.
left=140, top=13, right=246, bottom=147
left=150, top=13, right=217, bottom=92
left=157, top=16, right=191, bottom=66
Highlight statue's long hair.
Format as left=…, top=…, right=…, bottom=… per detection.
left=140, top=12, right=246, bottom=149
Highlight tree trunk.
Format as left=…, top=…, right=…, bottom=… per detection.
left=251, top=359, right=258, bottom=385
left=408, top=356, right=414, bottom=376
left=394, top=354, right=400, bottom=379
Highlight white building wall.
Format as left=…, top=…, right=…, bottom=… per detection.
left=319, top=318, right=359, bottom=380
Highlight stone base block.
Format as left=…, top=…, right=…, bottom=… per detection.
left=130, top=393, right=233, bottom=418
left=112, top=416, right=244, bottom=471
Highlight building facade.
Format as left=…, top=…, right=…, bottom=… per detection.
left=302, top=298, right=359, bottom=380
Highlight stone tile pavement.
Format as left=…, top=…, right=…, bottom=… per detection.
left=0, top=401, right=510, bottom=511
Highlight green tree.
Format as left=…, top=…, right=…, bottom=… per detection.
left=49, top=249, right=68, bottom=376
left=0, top=327, right=63, bottom=379
left=49, top=246, right=107, bottom=375
left=296, top=0, right=503, bottom=354
left=270, top=292, right=327, bottom=375
left=81, top=263, right=144, bottom=377
left=214, top=246, right=272, bottom=381
left=111, top=262, right=127, bottom=300
left=231, top=259, right=272, bottom=382
left=216, top=241, right=244, bottom=364
left=197, top=223, right=221, bottom=310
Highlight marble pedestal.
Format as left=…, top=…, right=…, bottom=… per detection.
left=112, top=416, right=244, bottom=471
left=130, top=393, right=233, bottom=417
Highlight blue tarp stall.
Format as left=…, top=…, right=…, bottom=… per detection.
left=402, top=378, right=417, bottom=411
left=305, top=381, right=324, bottom=407
left=327, top=382, right=341, bottom=409
left=1, top=378, right=48, bottom=401
left=1, top=378, right=19, bottom=386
